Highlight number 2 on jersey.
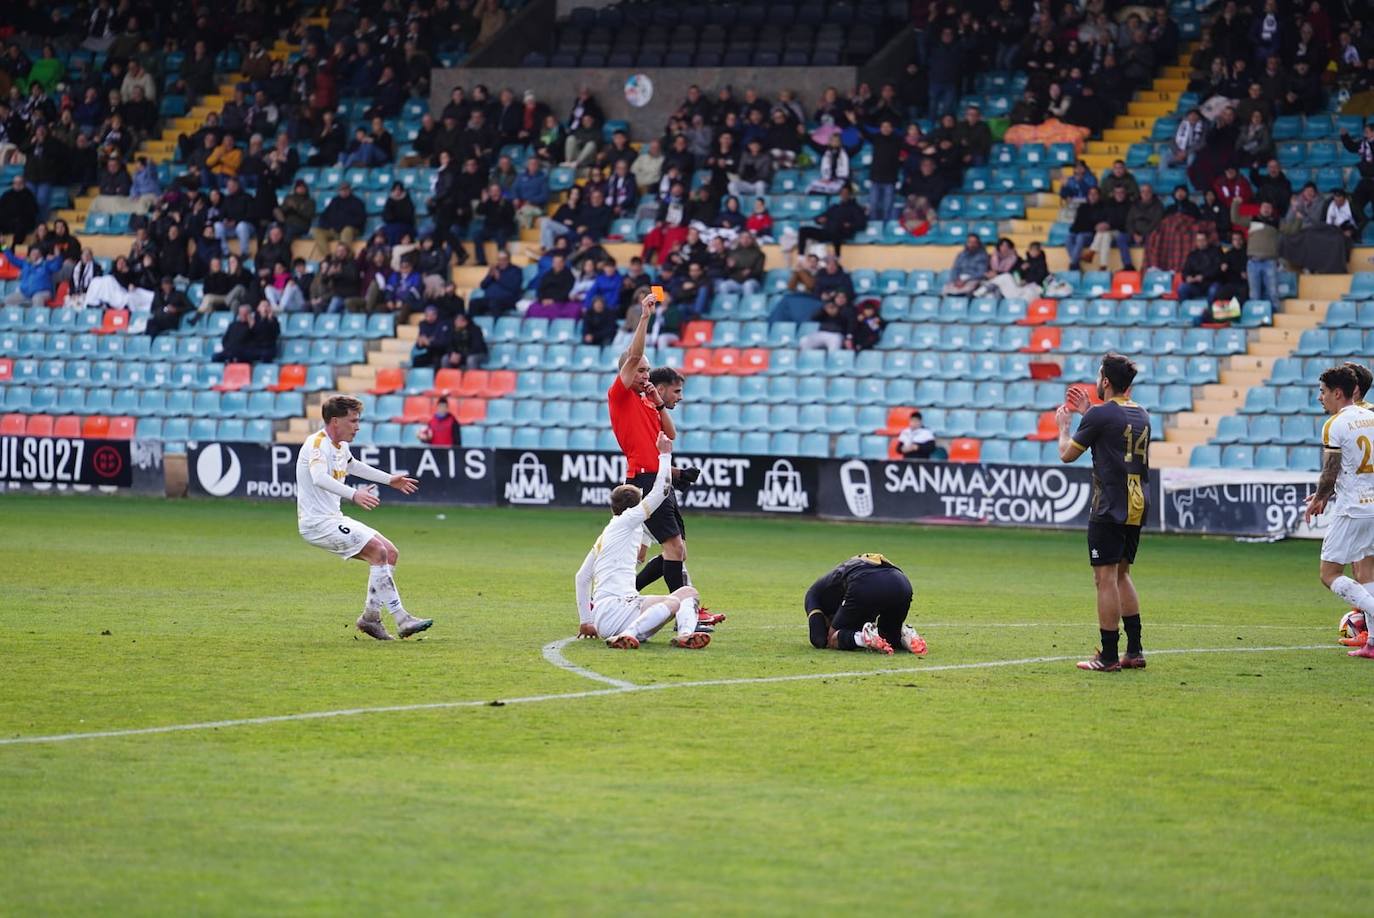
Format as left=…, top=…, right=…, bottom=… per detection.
left=1122, top=424, right=1150, bottom=463
left=1357, top=435, right=1374, bottom=475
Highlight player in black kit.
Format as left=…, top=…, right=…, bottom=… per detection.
left=1057, top=353, right=1151, bottom=673
left=804, top=554, right=927, bottom=655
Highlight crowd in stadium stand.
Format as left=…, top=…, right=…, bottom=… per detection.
left=0, top=0, right=1372, bottom=381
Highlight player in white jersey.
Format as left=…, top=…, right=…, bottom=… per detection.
left=1304, top=366, right=1374, bottom=659
left=573, top=431, right=710, bottom=650
left=296, top=395, right=431, bottom=641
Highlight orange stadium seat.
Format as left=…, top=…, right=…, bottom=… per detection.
left=739, top=348, right=769, bottom=374
left=46, top=281, right=69, bottom=307
left=682, top=348, right=711, bottom=374
left=369, top=367, right=405, bottom=395
left=708, top=348, right=741, bottom=374
left=52, top=415, right=82, bottom=438
left=94, top=309, right=130, bottom=334
left=680, top=321, right=713, bottom=346
left=0, top=357, right=11, bottom=382
left=429, top=368, right=464, bottom=396
left=1, top=414, right=25, bottom=435
left=25, top=415, right=54, bottom=437
left=83, top=415, right=112, bottom=438
left=396, top=395, right=434, bottom=423
left=266, top=364, right=306, bottom=392
left=454, top=398, right=487, bottom=425
left=1028, top=361, right=1063, bottom=381
left=1027, top=411, right=1059, bottom=441
left=948, top=438, right=982, bottom=463
left=1104, top=271, right=1141, bottom=299
left=212, top=362, right=252, bottom=392
left=455, top=370, right=489, bottom=398
left=485, top=370, right=517, bottom=397
left=107, top=416, right=136, bottom=439
left=1018, top=299, right=1058, bottom=325
left=880, top=406, right=915, bottom=435
left=1022, top=326, right=1061, bottom=353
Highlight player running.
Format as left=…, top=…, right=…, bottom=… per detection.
left=804, top=554, right=926, bottom=655
left=1304, top=366, right=1374, bottom=660
left=295, top=395, right=432, bottom=641
left=1057, top=353, right=1150, bottom=673
left=573, top=431, right=709, bottom=650
left=611, top=293, right=723, bottom=629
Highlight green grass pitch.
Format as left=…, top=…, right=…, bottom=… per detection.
left=0, top=493, right=1366, bottom=914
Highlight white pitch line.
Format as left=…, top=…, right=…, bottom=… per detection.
left=0, top=644, right=1336, bottom=748
left=541, top=637, right=638, bottom=689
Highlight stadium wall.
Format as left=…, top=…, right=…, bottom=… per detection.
left=431, top=67, right=857, bottom=136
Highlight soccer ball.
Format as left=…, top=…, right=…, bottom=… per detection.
left=1339, top=610, right=1366, bottom=640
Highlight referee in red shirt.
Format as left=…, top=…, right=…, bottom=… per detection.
left=609, top=291, right=694, bottom=597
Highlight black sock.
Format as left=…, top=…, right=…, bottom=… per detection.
left=1100, top=629, right=1120, bottom=662
left=662, top=559, right=685, bottom=592
left=836, top=629, right=860, bottom=651
left=1122, top=615, right=1142, bottom=654
left=635, top=556, right=664, bottom=591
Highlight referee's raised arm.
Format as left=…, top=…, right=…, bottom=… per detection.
left=617, top=290, right=658, bottom=390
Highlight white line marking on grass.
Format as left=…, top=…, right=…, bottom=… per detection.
left=541, top=637, right=638, bottom=689
left=0, top=644, right=1336, bottom=748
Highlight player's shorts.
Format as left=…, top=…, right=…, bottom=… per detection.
left=593, top=594, right=643, bottom=639
left=628, top=472, right=685, bottom=543
left=299, top=516, right=378, bottom=560
left=1087, top=520, right=1141, bottom=567
left=1320, top=515, right=1374, bottom=564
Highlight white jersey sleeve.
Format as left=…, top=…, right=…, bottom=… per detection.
left=296, top=430, right=356, bottom=523
left=574, top=549, right=595, bottom=625
left=1322, top=406, right=1374, bottom=518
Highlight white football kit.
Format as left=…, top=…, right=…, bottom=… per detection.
left=1319, top=404, right=1374, bottom=564
left=295, top=429, right=393, bottom=559
left=574, top=451, right=672, bottom=638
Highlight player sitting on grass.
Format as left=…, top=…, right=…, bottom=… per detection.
left=1304, top=365, right=1374, bottom=660
left=574, top=431, right=710, bottom=650
left=804, top=554, right=926, bottom=655
left=295, top=395, right=431, bottom=641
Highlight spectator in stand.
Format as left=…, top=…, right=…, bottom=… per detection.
left=1099, top=161, right=1140, bottom=201
left=444, top=312, right=489, bottom=370
left=796, top=185, right=867, bottom=257
left=978, top=239, right=1020, bottom=292
left=746, top=197, right=774, bottom=241
left=411, top=304, right=452, bottom=368
left=1246, top=201, right=1281, bottom=309
left=1177, top=231, right=1224, bottom=302
left=379, top=182, right=416, bottom=246
left=1324, top=188, right=1359, bottom=242
left=802, top=128, right=856, bottom=195
left=1210, top=229, right=1250, bottom=307
left=581, top=258, right=623, bottom=311
left=1213, top=165, right=1253, bottom=214
left=216, top=177, right=256, bottom=257
left=472, top=248, right=520, bottom=317
left=540, top=183, right=583, bottom=252
left=581, top=295, right=618, bottom=346
left=902, top=156, right=949, bottom=209
left=668, top=261, right=710, bottom=319
left=342, top=127, right=386, bottom=168
left=275, top=179, right=316, bottom=242
left=5, top=245, right=63, bottom=307
left=1236, top=110, right=1273, bottom=169
left=90, top=155, right=133, bottom=213
left=859, top=118, right=902, bottom=221
left=206, top=134, right=243, bottom=189
left=927, top=27, right=962, bottom=120
left=417, top=399, right=460, bottom=446
left=563, top=113, right=601, bottom=170
left=851, top=300, right=885, bottom=351
left=953, top=107, right=992, bottom=167
left=1200, top=187, right=1232, bottom=238
left=632, top=138, right=664, bottom=192
left=800, top=297, right=854, bottom=351
left=1067, top=186, right=1109, bottom=268
left=145, top=276, right=192, bottom=338
left=215, top=303, right=256, bottom=360
left=941, top=235, right=991, bottom=295
left=813, top=255, right=854, bottom=305
left=511, top=158, right=549, bottom=230
left=249, top=300, right=281, bottom=361
left=730, top=138, right=773, bottom=202
left=470, top=183, right=515, bottom=267
left=716, top=232, right=765, bottom=298
left=1126, top=184, right=1165, bottom=249
left=312, top=182, right=366, bottom=255
left=381, top=259, right=424, bottom=321
left=1101, top=184, right=1136, bottom=270
left=1171, top=109, right=1206, bottom=167
left=641, top=181, right=690, bottom=266
left=984, top=240, right=1048, bottom=301
left=1342, top=123, right=1374, bottom=229
left=575, top=187, right=613, bottom=241
left=897, top=411, right=938, bottom=460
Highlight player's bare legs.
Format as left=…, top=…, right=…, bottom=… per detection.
left=352, top=535, right=432, bottom=640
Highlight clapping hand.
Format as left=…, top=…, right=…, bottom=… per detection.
left=656, top=431, right=673, bottom=453
left=1065, top=385, right=1091, bottom=415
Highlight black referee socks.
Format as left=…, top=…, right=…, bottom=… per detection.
left=662, top=560, right=685, bottom=592
left=635, top=556, right=664, bottom=591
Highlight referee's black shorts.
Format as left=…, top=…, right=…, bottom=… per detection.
left=628, top=471, right=685, bottom=543
left=1087, top=520, right=1141, bottom=567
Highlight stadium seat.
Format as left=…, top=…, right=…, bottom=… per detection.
left=212, top=362, right=252, bottom=392
left=266, top=365, right=307, bottom=392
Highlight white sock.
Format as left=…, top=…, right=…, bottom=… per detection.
left=852, top=626, right=869, bottom=648
left=370, top=564, right=412, bottom=622
left=1331, top=576, right=1374, bottom=617
left=674, top=597, right=699, bottom=638
left=630, top=602, right=673, bottom=640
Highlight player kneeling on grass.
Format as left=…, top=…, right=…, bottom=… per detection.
left=295, top=395, right=432, bottom=641
left=574, top=431, right=710, bottom=650
left=805, top=554, right=926, bottom=655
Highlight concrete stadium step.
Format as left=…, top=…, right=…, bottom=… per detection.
left=1150, top=441, right=1190, bottom=467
